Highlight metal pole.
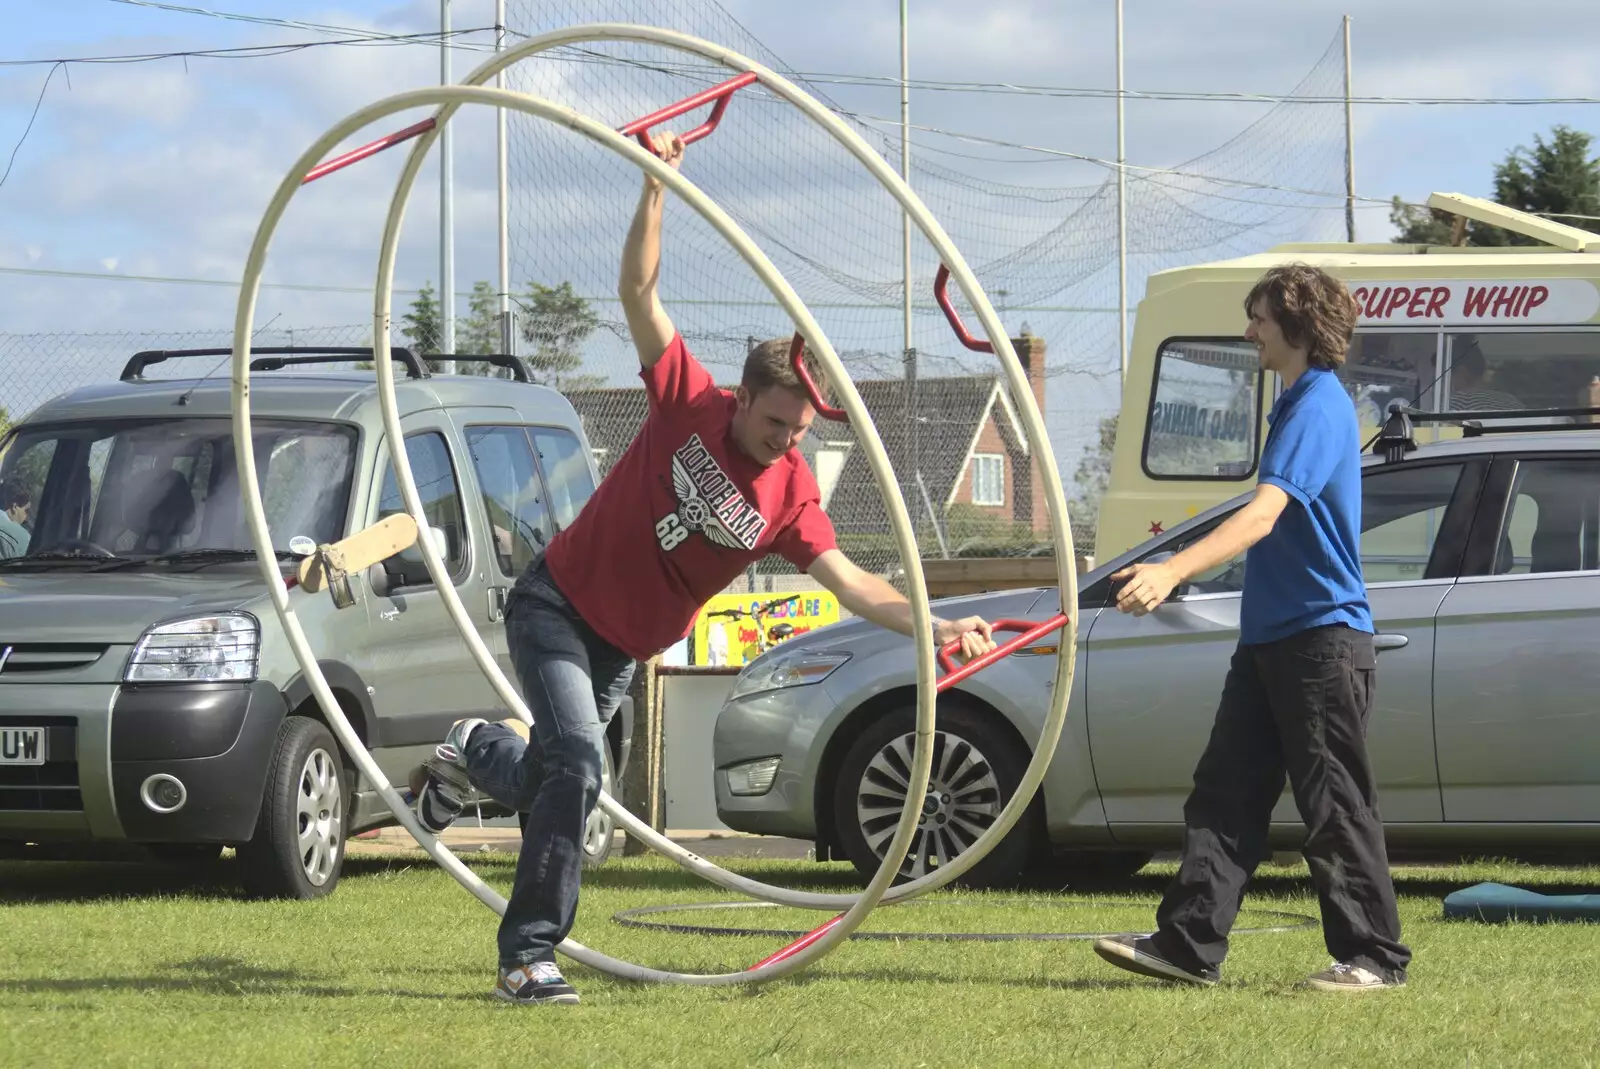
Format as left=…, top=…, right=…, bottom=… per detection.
left=900, top=0, right=912, bottom=357
left=497, top=0, right=512, bottom=355
left=1115, top=0, right=1128, bottom=385
left=439, top=0, right=456, bottom=371
left=1343, top=14, right=1355, bottom=243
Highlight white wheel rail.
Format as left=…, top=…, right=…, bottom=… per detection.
left=229, top=24, right=1079, bottom=985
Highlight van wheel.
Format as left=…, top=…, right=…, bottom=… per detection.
left=516, top=743, right=616, bottom=868
left=830, top=703, right=1043, bottom=890
left=237, top=717, right=347, bottom=900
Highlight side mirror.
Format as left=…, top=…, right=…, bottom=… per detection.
left=382, top=524, right=450, bottom=589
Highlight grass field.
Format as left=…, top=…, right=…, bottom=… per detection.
left=3, top=844, right=1599, bottom=1068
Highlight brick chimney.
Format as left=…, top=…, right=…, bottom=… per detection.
left=1009, top=332, right=1049, bottom=533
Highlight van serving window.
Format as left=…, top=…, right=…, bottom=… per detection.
left=1142, top=339, right=1263, bottom=481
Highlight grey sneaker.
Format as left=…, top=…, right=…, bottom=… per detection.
left=1093, top=934, right=1219, bottom=986
left=1304, top=961, right=1406, bottom=992
left=495, top=961, right=579, bottom=1005
left=408, top=717, right=486, bottom=834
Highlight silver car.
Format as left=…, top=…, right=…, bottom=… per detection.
left=0, top=347, right=630, bottom=898
left=713, top=414, right=1600, bottom=886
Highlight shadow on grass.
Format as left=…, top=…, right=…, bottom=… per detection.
left=0, top=854, right=506, bottom=906
left=0, top=954, right=496, bottom=1002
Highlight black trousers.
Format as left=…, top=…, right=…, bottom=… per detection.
left=1148, top=624, right=1412, bottom=978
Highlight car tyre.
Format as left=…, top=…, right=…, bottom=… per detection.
left=237, top=716, right=347, bottom=900
left=831, top=702, right=1043, bottom=890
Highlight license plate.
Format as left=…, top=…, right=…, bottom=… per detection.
left=0, top=727, right=45, bottom=766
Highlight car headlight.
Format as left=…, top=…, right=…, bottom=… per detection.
left=126, top=614, right=260, bottom=683
left=727, top=649, right=850, bottom=702
left=724, top=757, right=781, bottom=797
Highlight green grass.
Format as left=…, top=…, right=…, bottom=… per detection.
left=3, top=848, right=1600, bottom=1068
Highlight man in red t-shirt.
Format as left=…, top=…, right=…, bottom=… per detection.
left=410, top=131, right=997, bottom=1006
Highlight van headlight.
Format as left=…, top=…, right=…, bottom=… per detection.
left=727, top=650, right=850, bottom=702
left=126, top=614, right=260, bottom=683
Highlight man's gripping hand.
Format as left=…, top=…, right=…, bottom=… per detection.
left=643, top=130, right=685, bottom=188
left=934, top=616, right=998, bottom=662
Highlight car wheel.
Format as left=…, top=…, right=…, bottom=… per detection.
left=582, top=745, right=617, bottom=868
left=830, top=703, right=1043, bottom=890
left=515, top=743, right=616, bottom=869
left=237, top=716, right=347, bottom=900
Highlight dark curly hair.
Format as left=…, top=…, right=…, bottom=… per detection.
left=0, top=480, right=29, bottom=512
left=1243, top=263, right=1359, bottom=370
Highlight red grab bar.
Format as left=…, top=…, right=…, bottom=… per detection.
left=933, top=263, right=995, bottom=354
left=786, top=333, right=848, bottom=422
left=935, top=615, right=1069, bottom=690
left=303, top=118, right=438, bottom=185
left=305, top=70, right=759, bottom=185
left=619, top=70, right=759, bottom=154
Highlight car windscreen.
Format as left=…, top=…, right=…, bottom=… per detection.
left=0, top=416, right=357, bottom=564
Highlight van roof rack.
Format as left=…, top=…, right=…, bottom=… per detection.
left=121, top=345, right=429, bottom=382
left=445, top=354, right=534, bottom=383
left=1372, top=402, right=1600, bottom=462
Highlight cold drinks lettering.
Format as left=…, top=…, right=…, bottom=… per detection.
left=1151, top=402, right=1251, bottom=443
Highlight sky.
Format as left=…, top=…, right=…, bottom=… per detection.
left=3, top=0, right=1599, bottom=451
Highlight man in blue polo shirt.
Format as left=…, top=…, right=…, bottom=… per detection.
left=1091, top=264, right=1410, bottom=993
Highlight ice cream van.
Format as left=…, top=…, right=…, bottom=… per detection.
left=1095, top=192, right=1600, bottom=560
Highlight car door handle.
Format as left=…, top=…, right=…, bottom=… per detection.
left=1373, top=633, right=1408, bottom=652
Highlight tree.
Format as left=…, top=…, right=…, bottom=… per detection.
left=0, top=405, right=10, bottom=440
left=1071, top=413, right=1117, bottom=528
left=520, top=280, right=603, bottom=392
left=1391, top=124, right=1600, bottom=246
left=400, top=282, right=448, bottom=374
left=456, top=281, right=505, bottom=375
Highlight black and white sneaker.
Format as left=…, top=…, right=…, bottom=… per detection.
left=1304, top=961, right=1406, bottom=992
left=407, top=717, right=485, bottom=835
left=495, top=961, right=580, bottom=1005
left=1093, top=934, right=1219, bottom=986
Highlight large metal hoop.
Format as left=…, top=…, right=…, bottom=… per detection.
left=383, top=23, right=1080, bottom=911
left=230, top=25, right=1078, bottom=986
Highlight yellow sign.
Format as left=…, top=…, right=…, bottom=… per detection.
left=691, top=590, right=840, bottom=667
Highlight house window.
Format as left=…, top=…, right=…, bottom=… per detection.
left=970, top=453, right=1005, bottom=507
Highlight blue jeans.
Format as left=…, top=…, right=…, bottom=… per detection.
left=460, top=559, right=635, bottom=968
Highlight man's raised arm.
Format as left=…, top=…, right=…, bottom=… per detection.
left=619, top=131, right=683, bottom=369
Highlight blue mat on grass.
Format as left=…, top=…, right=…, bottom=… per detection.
left=1442, top=882, right=1600, bottom=924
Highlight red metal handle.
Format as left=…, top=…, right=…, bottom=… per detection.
left=619, top=70, right=759, bottom=154
left=787, top=333, right=848, bottom=422
left=933, top=263, right=995, bottom=354
left=936, top=614, right=1068, bottom=690
left=303, top=118, right=438, bottom=185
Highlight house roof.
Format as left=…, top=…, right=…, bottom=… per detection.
left=565, top=374, right=1005, bottom=521
left=810, top=375, right=1006, bottom=539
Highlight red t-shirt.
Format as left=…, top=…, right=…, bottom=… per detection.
left=543, top=335, right=838, bottom=660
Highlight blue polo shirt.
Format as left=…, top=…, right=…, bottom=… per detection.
left=1239, top=366, right=1372, bottom=645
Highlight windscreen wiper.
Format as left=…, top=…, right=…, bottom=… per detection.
left=90, top=548, right=298, bottom=572
left=0, top=551, right=136, bottom=570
